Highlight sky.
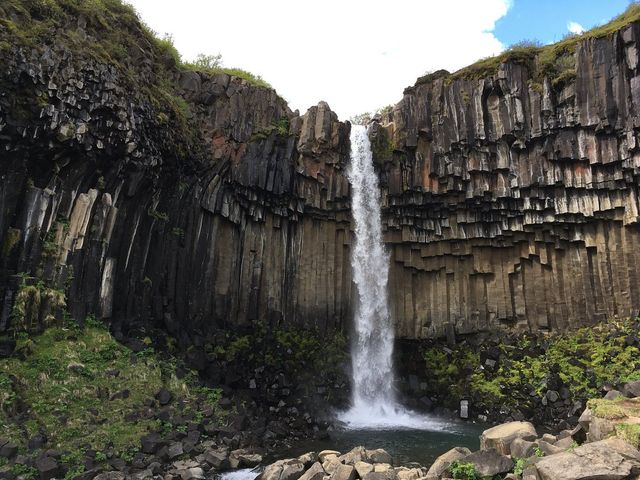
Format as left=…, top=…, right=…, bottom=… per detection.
left=127, top=0, right=633, bottom=120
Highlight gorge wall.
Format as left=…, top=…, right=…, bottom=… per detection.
left=374, top=22, right=640, bottom=338
left=2, top=1, right=640, bottom=344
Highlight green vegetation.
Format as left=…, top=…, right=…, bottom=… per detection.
left=615, top=423, right=640, bottom=448
left=183, top=53, right=271, bottom=89
left=10, top=276, right=66, bottom=333
left=414, top=3, right=640, bottom=90
left=0, top=320, right=226, bottom=466
left=250, top=117, right=291, bottom=140
left=448, top=461, right=479, bottom=480
left=422, top=317, right=640, bottom=420
left=512, top=457, right=527, bottom=476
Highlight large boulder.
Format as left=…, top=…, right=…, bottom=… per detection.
left=339, top=447, right=366, bottom=465
left=330, top=464, right=355, bottom=480
left=354, top=461, right=374, bottom=478
left=480, top=421, right=538, bottom=455
left=461, top=449, right=514, bottom=477
left=366, top=449, right=392, bottom=465
left=622, top=380, right=640, bottom=398
left=534, top=438, right=640, bottom=480
left=260, top=459, right=306, bottom=480
left=299, top=462, right=326, bottom=480
left=425, top=447, right=471, bottom=479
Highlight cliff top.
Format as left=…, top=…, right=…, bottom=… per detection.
left=413, top=2, right=640, bottom=90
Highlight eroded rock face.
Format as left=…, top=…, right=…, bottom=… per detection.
left=374, top=23, right=640, bottom=337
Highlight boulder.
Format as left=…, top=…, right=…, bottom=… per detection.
left=536, top=440, right=564, bottom=456
left=330, top=464, right=355, bottom=480
left=323, top=458, right=342, bottom=475
left=0, top=439, right=17, bottom=459
left=178, top=468, right=205, bottom=480
left=205, top=448, right=230, bottom=469
left=168, top=442, right=184, bottom=459
left=604, top=390, right=623, bottom=400
left=140, top=433, right=164, bottom=454
left=362, top=472, right=396, bottom=480
left=461, top=449, right=513, bottom=477
left=373, top=464, right=391, bottom=473
left=622, top=380, right=640, bottom=398
left=299, top=462, right=326, bottom=480
left=366, top=449, right=392, bottom=465
left=319, top=450, right=341, bottom=462
left=480, top=421, right=537, bottom=455
left=339, top=446, right=366, bottom=465
left=534, top=438, right=640, bottom=480
left=298, top=452, right=318, bottom=468
left=510, top=438, right=537, bottom=459
left=354, top=461, right=374, bottom=478
left=425, top=446, right=472, bottom=479
left=36, top=456, right=61, bottom=480
left=394, top=467, right=421, bottom=480
left=260, top=459, right=305, bottom=480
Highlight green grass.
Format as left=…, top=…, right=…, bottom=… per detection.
left=0, top=321, right=224, bottom=460
left=414, top=3, right=640, bottom=88
left=423, top=317, right=640, bottom=418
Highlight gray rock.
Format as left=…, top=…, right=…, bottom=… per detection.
left=534, top=438, right=640, bottom=480
left=179, top=467, right=205, bottom=480
left=461, top=449, right=513, bottom=477
left=510, top=438, right=537, bottom=459
left=168, top=442, right=184, bottom=459
left=36, top=456, right=61, bottom=480
left=338, top=446, right=366, bottom=465
left=0, top=439, right=17, bottom=459
left=93, top=473, right=126, bottom=480
left=537, top=440, right=564, bottom=456
left=366, top=449, right=392, bottom=465
left=298, top=462, right=325, bottom=480
left=622, top=380, right=640, bottom=398
left=329, top=464, right=355, bottom=480
left=205, top=448, right=230, bottom=469
left=604, top=389, right=623, bottom=400
left=424, top=446, right=471, bottom=479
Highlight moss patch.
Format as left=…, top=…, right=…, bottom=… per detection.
left=0, top=320, right=224, bottom=460
left=420, top=317, right=640, bottom=422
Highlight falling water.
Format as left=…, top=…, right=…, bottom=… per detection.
left=339, top=125, right=441, bottom=430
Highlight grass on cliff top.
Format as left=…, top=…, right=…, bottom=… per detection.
left=415, top=2, right=640, bottom=87
left=0, top=318, right=222, bottom=460
left=0, top=0, right=272, bottom=89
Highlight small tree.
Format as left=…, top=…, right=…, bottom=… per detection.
left=190, top=53, right=223, bottom=70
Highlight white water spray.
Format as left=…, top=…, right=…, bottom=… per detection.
left=339, top=126, right=444, bottom=430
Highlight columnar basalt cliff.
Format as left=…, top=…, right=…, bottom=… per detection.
left=373, top=23, right=640, bottom=338
left=0, top=2, right=352, bottom=344
left=3, top=1, right=640, bottom=346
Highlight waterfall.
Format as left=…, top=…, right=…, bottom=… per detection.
left=339, top=125, right=410, bottom=428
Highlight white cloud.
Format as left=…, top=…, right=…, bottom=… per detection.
left=126, top=0, right=511, bottom=120
left=567, top=21, right=585, bottom=34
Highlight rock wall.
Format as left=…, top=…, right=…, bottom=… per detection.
left=0, top=37, right=353, bottom=342
left=3, top=6, right=640, bottom=343
left=374, top=23, right=640, bottom=338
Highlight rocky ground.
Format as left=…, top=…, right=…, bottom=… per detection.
left=256, top=382, right=640, bottom=480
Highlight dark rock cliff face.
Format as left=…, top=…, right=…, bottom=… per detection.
left=0, top=34, right=352, bottom=343
left=3, top=8, right=640, bottom=344
left=374, top=23, right=640, bottom=338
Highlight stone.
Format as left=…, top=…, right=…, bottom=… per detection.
left=179, top=467, right=205, bottom=480
left=338, top=446, right=366, bottom=465
left=330, top=464, right=355, bottom=480
left=461, top=449, right=513, bottom=477
left=366, top=449, right=392, bottom=465
left=140, top=433, right=164, bottom=454
left=546, top=390, right=560, bottom=403
left=622, top=380, right=640, bottom=398
left=604, top=390, right=623, bottom=400
left=480, top=421, right=537, bottom=455
left=297, top=452, right=318, bottom=468
left=36, top=456, right=61, bottom=480
left=536, top=440, right=564, bottom=456
left=319, top=451, right=341, bottom=462
left=298, top=462, right=326, bottom=480
left=94, top=473, right=126, bottom=480
left=168, top=442, right=184, bottom=459
left=205, top=448, right=230, bottom=469
left=534, top=438, right=640, bottom=480
left=373, top=464, right=391, bottom=473
left=424, top=446, right=471, bottom=479
left=510, top=438, right=537, bottom=459
left=0, top=439, right=17, bottom=459
left=354, top=461, right=374, bottom=478
left=237, top=452, right=263, bottom=467
left=394, top=468, right=420, bottom=480
left=157, top=388, right=173, bottom=406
